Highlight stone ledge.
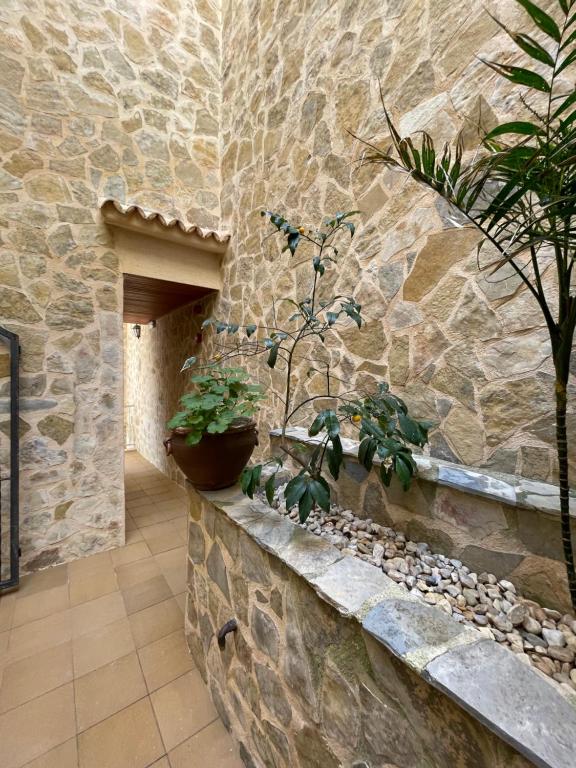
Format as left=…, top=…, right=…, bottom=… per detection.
left=196, top=483, right=576, bottom=768
left=271, top=427, right=576, bottom=518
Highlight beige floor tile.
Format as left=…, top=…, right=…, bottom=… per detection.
left=122, top=575, right=173, bottom=615
left=150, top=671, right=217, bottom=751
left=141, top=522, right=183, bottom=555
left=127, top=498, right=158, bottom=514
left=0, top=641, right=73, bottom=714
left=174, top=592, right=186, bottom=613
left=12, top=584, right=70, bottom=629
left=134, top=509, right=171, bottom=528
left=22, top=738, right=78, bottom=768
left=129, top=596, right=183, bottom=648
left=75, top=651, right=147, bottom=731
left=0, top=683, right=76, bottom=768
left=138, top=630, right=194, bottom=692
left=116, top=557, right=162, bottom=590
left=78, top=697, right=164, bottom=768
left=154, top=547, right=187, bottom=595
left=68, top=550, right=113, bottom=579
left=7, top=609, right=72, bottom=665
left=126, top=526, right=144, bottom=543
left=148, top=759, right=170, bottom=768
left=73, top=617, right=135, bottom=677
left=110, top=540, right=151, bottom=566
left=69, top=566, right=118, bottom=606
left=72, top=590, right=126, bottom=637
left=16, top=564, right=68, bottom=598
left=168, top=719, right=243, bottom=768
left=0, top=592, right=16, bottom=633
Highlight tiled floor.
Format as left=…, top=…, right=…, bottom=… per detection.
left=0, top=451, right=243, bottom=768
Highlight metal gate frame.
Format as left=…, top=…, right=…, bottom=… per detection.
left=0, top=327, right=19, bottom=590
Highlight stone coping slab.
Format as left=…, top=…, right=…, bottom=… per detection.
left=271, top=427, right=576, bottom=518
left=195, top=482, right=576, bottom=768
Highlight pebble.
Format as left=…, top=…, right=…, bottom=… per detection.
left=271, top=486, right=576, bottom=691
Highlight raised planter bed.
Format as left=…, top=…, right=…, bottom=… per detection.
left=184, top=481, right=576, bottom=768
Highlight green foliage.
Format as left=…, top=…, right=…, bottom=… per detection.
left=167, top=367, right=264, bottom=446
left=194, top=211, right=431, bottom=523
left=357, top=0, right=576, bottom=607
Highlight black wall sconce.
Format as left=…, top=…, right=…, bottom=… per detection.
left=132, top=324, right=141, bottom=339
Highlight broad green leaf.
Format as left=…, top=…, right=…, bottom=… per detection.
left=298, top=489, right=314, bottom=522
left=246, top=323, right=257, bottom=337
left=287, top=232, right=300, bottom=255
left=395, top=454, right=413, bottom=490
left=398, top=413, right=424, bottom=445
left=285, top=475, right=307, bottom=509
left=308, top=411, right=326, bottom=437
left=515, top=0, right=561, bottom=41
left=309, top=478, right=331, bottom=512
left=267, top=343, right=280, bottom=368
left=265, top=474, right=276, bottom=505
left=483, top=61, right=550, bottom=92
left=485, top=121, right=543, bottom=139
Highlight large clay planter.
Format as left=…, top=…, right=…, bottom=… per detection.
left=164, top=418, right=258, bottom=490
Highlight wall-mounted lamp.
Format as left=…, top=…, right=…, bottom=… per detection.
left=132, top=324, right=141, bottom=339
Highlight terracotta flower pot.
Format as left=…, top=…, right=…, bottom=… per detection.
left=164, top=418, right=258, bottom=490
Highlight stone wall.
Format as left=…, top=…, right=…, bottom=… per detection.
left=215, top=0, right=573, bottom=482
left=0, top=0, right=222, bottom=571
left=123, top=295, right=213, bottom=485
left=185, top=484, right=576, bottom=768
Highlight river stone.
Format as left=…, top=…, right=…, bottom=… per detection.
left=37, top=415, right=73, bottom=445
left=188, top=522, right=205, bottom=564
left=45, top=297, right=94, bottom=329
left=542, top=628, right=566, bottom=648
left=251, top=606, right=279, bottom=662
left=206, top=541, right=230, bottom=602
left=254, top=663, right=291, bottom=727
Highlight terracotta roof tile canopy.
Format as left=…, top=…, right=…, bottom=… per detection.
left=99, top=199, right=230, bottom=324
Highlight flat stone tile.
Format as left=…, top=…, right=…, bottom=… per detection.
left=125, top=526, right=144, bottom=544
left=68, top=550, right=113, bottom=579
left=72, top=591, right=126, bottom=637
left=154, top=546, right=187, bottom=594
left=168, top=719, right=243, bottom=768
left=128, top=596, right=183, bottom=648
left=310, top=556, right=404, bottom=616
left=78, top=697, right=164, bottom=768
left=110, top=541, right=151, bottom=567
left=13, top=584, right=70, bottom=628
left=122, top=574, right=173, bottom=615
left=134, top=509, right=172, bottom=528
left=138, top=629, right=194, bottom=692
left=22, top=738, right=77, bottom=768
left=75, top=651, right=147, bottom=731
left=151, top=670, right=217, bottom=750
left=362, top=598, right=476, bottom=669
left=425, top=639, right=576, bottom=768
left=16, top=564, right=68, bottom=598
left=73, top=617, right=135, bottom=678
left=0, top=641, right=73, bottom=714
left=7, top=609, right=73, bottom=665
left=0, top=592, right=16, bottom=633
left=141, top=521, right=183, bottom=554
left=277, top=527, right=342, bottom=578
left=0, top=683, right=76, bottom=768
left=115, top=557, right=162, bottom=590
left=69, top=567, right=118, bottom=606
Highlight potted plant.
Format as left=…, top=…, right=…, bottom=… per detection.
left=164, top=367, right=264, bottom=490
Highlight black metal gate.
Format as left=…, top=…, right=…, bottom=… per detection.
left=0, top=327, right=19, bottom=590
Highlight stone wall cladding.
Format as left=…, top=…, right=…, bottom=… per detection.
left=0, top=0, right=222, bottom=571
left=216, top=0, right=574, bottom=482
left=185, top=485, right=576, bottom=768
left=274, top=427, right=576, bottom=613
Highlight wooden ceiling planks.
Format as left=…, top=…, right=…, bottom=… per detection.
left=123, top=273, right=214, bottom=324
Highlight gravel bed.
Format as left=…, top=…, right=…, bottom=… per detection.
left=269, top=485, right=576, bottom=692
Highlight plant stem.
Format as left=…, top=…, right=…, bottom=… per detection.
left=555, top=370, right=576, bottom=610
